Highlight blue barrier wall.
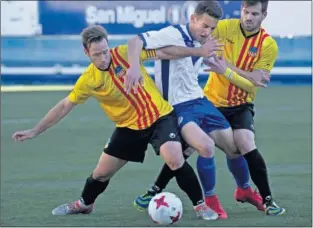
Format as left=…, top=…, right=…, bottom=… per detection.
left=38, top=1, right=241, bottom=35
left=1, top=36, right=312, bottom=85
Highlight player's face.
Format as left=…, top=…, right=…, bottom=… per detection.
left=190, top=14, right=218, bottom=44
left=84, top=38, right=111, bottom=70
left=241, top=2, right=267, bottom=32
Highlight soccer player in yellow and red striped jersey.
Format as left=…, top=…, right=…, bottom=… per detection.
left=11, top=25, right=218, bottom=220
left=203, top=0, right=285, bottom=215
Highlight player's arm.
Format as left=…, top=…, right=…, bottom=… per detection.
left=128, top=26, right=221, bottom=63
left=127, top=26, right=180, bottom=66
left=12, top=74, right=91, bottom=142
left=204, top=55, right=256, bottom=92
left=222, top=67, right=257, bottom=93
left=32, top=97, right=76, bottom=135
left=156, top=38, right=222, bottom=60
left=226, top=40, right=278, bottom=87
left=12, top=97, right=76, bottom=142
left=132, top=19, right=227, bottom=62
left=126, top=26, right=195, bottom=93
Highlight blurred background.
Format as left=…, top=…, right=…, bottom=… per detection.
left=1, top=0, right=312, bottom=86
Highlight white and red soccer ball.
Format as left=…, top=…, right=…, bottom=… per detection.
left=148, top=192, right=183, bottom=225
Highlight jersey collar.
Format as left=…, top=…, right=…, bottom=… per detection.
left=186, top=23, right=196, bottom=41
left=96, top=58, right=112, bottom=72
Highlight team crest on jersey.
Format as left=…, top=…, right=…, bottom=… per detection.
left=248, top=47, right=258, bottom=57
left=114, top=65, right=126, bottom=77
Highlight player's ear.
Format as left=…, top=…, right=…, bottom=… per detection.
left=190, top=14, right=196, bottom=23
left=83, top=48, right=89, bottom=57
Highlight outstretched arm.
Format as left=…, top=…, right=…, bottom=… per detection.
left=12, top=97, right=76, bottom=141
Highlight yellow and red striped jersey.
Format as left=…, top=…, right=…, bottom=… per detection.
left=68, top=44, right=173, bottom=130
left=204, top=19, right=278, bottom=107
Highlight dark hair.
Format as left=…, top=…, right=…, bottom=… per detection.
left=242, top=0, right=269, bottom=13
left=81, top=25, right=108, bottom=50
left=194, top=1, right=223, bottom=20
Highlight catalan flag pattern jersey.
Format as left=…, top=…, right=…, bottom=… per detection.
left=204, top=19, right=278, bottom=107
left=68, top=44, right=173, bottom=130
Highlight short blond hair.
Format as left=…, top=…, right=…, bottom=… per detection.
left=81, top=25, right=108, bottom=50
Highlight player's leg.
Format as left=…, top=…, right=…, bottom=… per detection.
left=133, top=144, right=193, bottom=211
left=209, top=127, right=263, bottom=211
left=202, top=99, right=251, bottom=193
left=152, top=145, right=196, bottom=193
left=181, top=122, right=217, bottom=194
left=52, top=127, right=147, bottom=216
left=150, top=111, right=218, bottom=220
left=175, top=99, right=231, bottom=219
left=175, top=100, right=218, bottom=205
left=52, top=152, right=127, bottom=215
left=134, top=101, right=218, bottom=213
left=231, top=104, right=285, bottom=215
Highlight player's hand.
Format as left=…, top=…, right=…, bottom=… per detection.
left=199, top=36, right=223, bottom=58
left=248, top=70, right=270, bottom=88
left=124, top=64, right=143, bottom=94
left=12, top=129, right=37, bottom=142
left=203, top=55, right=227, bottom=75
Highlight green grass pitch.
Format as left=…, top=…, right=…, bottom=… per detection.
left=1, top=86, right=312, bottom=226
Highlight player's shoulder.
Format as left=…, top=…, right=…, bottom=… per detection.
left=260, top=28, right=278, bottom=50
left=159, top=24, right=187, bottom=43
left=218, top=18, right=240, bottom=28
left=79, top=63, right=94, bottom=81
left=162, top=24, right=184, bottom=37
left=111, top=44, right=128, bottom=54
left=77, top=64, right=103, bottom=89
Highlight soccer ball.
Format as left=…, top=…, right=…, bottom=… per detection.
left=148, top=192, right=183, bottom=225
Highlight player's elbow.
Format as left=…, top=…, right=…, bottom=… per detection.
left=128, top=36, right=144, bottom=49
left=60, top=97, right=76, bottom=114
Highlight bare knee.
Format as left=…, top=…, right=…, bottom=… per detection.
left=194, top=137, right=215, bottom=158
left=92, top=166, right=112, bottom=182
left=180, top=122, right=215, bottom=158
left=160, top=141, right=185, bottom=171
left=209, top=128, right=238, bottom=158
left=92, top=153, right=127, bottom=182
left=219, top=139, right=238, bottom=158
left=234, top=129, right=256, bottom=155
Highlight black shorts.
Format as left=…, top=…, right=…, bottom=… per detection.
left=218, top=103, right=255, bottom=133
left=103, top=111, right=182, bottom=163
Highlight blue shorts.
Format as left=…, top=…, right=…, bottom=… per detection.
left=173, top=97, right=230, bottom=133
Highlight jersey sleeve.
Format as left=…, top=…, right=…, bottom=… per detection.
left=68, top=69, right=92, bottom=104
left=138, top=26, right=182, bottom=49
left=253, top=39, right=278, bottom=72
left=115, top=44, right=157, bottom=62
left=212, top=19, right=228, bottom=42
left=228, top=71, right=256, bottom=93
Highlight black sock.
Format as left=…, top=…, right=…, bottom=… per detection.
left=81, top=175, right=110, bottom=205
left=174, top=161, right=204, bottom=206
left=244, top=149, right=272, bottom=203
left=154, top=153, right=191, bottom=192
